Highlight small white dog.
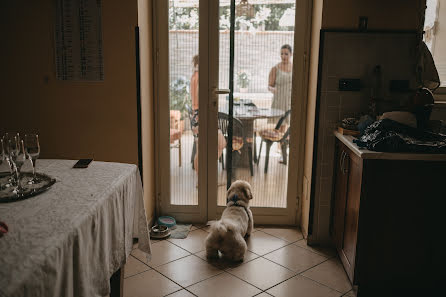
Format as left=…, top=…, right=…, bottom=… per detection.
left=205, top=180, right=254, bottom=261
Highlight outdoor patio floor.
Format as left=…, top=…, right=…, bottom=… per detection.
left=170, top=131, right=289, bottom=208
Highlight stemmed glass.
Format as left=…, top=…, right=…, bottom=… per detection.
left=1, top=133, right=17, bottom=188
left=8, top=137, right=26, bottom=195
left=24, top=134, right=40, bottom=184
left=0, top=139, right=6, bottom=190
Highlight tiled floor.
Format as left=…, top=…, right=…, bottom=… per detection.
left=123, top=226, right=356, bottom=297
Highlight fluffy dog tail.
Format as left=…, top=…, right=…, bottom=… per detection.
left=206, top=221, right=227, bottom=259
left=206, top=221, right=246, bottom=261
left=208, top=221, right=233, bottom=246
left=214, top=221, right=233, bottom=236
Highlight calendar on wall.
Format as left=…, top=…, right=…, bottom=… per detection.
left=55, top=0, right=104, bottom=81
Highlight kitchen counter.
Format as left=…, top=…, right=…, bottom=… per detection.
left=334, top=131, right=446, bottom=161
left=331, top=137, right=446, bottom=294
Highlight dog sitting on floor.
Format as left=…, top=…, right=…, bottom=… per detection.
left=205, top=180, right=254, bottom=261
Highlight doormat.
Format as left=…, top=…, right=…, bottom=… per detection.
left=169, top=224, right=192, bottom=239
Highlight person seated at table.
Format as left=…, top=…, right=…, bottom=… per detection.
left=190, top=55, right=227, bottom=181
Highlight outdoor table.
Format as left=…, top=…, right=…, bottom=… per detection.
left=0, top=159, right=151, bottom=297
left=220, top=104, right=284, bottom=168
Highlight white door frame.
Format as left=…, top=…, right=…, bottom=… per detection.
left=206, top=0, right=312, bottom=226
left=153, top=0, right=207, bottom=223
left=153, top=0, right=312, bottom=226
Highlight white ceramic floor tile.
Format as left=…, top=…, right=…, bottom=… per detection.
left=228, top=257, right=295, bottom=290
left=264, top=244, right=327, bottom=273
left=124, top=255, right=150, bottom=278
left=132, top=240, right=190, bottom=268
left=187, top=272, right=261, bottom=297
left=294, top=239, right=337, bottom=258
left=123, top=269, right=181, bottom=297
left=246, top=231, right=289, bottom=255
left=266, top=275, right=341, bottom=297
left=165, top=289, right=196, bottom=297
left=301, top=258, right=352, bottom=293
left=261, top=227, right=303, bottom=243
left=156, top=255, right=223, bottom=287
left=168, top=229, right=209, bottom=253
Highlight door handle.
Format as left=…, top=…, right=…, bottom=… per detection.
left=214, top=88, right=230, bottom=94
left=211, top=88, right=230, bottom=108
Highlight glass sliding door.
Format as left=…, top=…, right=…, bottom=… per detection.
left=211, top=0, right=298, bottom=224
left=156, top=0, right=308, bottom=225
left=156, top=0, right=206, bottom=222
left=168, top=0, right=199, bottom=206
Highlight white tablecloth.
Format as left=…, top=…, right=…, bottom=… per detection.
left=0, top=160, right=151, bottom=297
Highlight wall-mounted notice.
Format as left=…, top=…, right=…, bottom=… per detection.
left=55, top=0, right=104, bottom=81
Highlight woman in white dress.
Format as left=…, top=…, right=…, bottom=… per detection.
left=266, top=44, right=292, bottom=162
left=268, top=44, right=293, bottom=127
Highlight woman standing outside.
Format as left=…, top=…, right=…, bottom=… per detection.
left=268, top=44, right=293, bottom=126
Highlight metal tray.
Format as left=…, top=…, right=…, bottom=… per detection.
left=0, top=172, right=56, bottom=203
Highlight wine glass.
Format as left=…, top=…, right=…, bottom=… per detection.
left=24, top=134, right=40, bottom=184
left=0, top=138, right=4, bottom=167
left=8, top=137, right=26, bottom=195
left=2, top=134, right=16, bottom=188
left=0, top=139, right=5, bottom=190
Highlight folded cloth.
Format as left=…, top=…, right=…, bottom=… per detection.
left=354, top=119, right=446, bottom=153
left=169, top=224, right=192, bottom=239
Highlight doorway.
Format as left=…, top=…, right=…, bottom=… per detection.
left=154, top=0, right=310, bottom=225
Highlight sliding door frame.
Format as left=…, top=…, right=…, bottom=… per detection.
left=153, top=0, right=312, bottom=226
left=206, top=0, right=312, bottom=226
left=153, top=0, right=207, bottom=223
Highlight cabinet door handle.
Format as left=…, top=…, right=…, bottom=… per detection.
left=342, top=154, right=349, bottom=174
left=340, top=151, right=346, bottom=174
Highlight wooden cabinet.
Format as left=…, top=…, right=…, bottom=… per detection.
left=331, top=141, right=361, bottom=283
left=331, top=137, right=446, bottom=294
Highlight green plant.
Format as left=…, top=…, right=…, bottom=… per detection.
left=237, top=71, right=250, bottom=88
left=169, top=76, right=191, bottom=120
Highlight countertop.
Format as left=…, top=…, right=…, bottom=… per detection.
left=334, top=131, right=446, bottom=161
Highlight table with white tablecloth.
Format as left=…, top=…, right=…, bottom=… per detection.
left=0, top=160, right=151, bottom=297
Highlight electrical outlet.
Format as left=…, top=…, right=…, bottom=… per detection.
left=339, top=79, right=361, bottom=91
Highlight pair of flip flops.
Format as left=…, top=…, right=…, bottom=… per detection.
left=0, top=221, right=8, bottom=238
